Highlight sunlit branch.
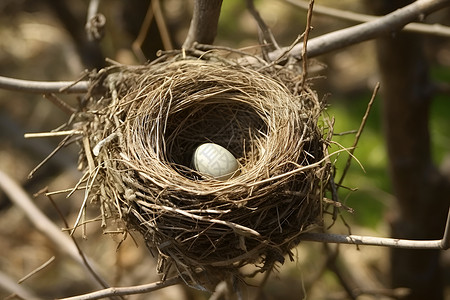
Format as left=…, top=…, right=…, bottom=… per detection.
left=285, top=0, right=450, bottom=38
left=58, top=276, right=183, bottom=300
left=300, top=208, right=450, bottom=250
left=270, top=0, right=450, bottom=60
left=0, top=75, right=88, bottom=93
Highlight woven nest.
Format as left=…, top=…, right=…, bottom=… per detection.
left=75, top=52, right=331, bottom=287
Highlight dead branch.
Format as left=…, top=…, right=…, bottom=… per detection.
left=269, top=0, right=450, bottom=60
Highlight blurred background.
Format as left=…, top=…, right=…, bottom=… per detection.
left=0, top=0, right=449, bottom=299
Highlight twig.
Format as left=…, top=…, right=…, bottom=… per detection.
left=269, top=0, right=450, bottom=60
left=285, top=0, right=450, bottom=38
left=299, top=0, right=314, bottom=88
left=17, top=256, right=56, bottom=284
left=246, top=0, right=279, bottom=53
left=182, top=0, right=223, bottom=48
left=43, top=93, right=77, bottom=114
left=337, top=82, right=380, bottom=187
left=152, top=0, right=173, bottom=51
left=0, top=270, right=42, bottom=300
left=27, top=135, right=74, bottom=179
left=0, top=170, right=105, bottom=289
left=132, top=2, right=154, bottom=62
left=24, top=130, right=82, bottom=138
left=58, top=275, right=183, bottom=300
left=43, top=192, right=123, bottom=299
left=0, top=75, right=89, bottom=93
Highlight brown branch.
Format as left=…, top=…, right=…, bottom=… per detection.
left=269, top=0, right=450, bottom=60
left=182, top=0, right=223, bottom=49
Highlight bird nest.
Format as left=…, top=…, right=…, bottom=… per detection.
left=74, top=51, right=332, bottom=288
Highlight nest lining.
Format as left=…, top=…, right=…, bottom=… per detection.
left=76, top=53, right=330, bottom=286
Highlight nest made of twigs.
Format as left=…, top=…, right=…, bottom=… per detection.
left=74, top=51, right=331, bottom=287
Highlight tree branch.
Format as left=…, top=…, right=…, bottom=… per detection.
left=0, top=75, right=88, bottom=93
left=58, top=276, right=183, bottom=300
left=0, top=170, right=106, bottom=289
left=269, top=0, right=450, bottom=60
left=300, top=207, right=450, bottom=249
left=285, top=0, right=450, bottom=38
left=182, top=0, right=223, bottom=49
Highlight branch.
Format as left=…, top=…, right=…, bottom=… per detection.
left=0, top=170, right=106, bottom=288
left=0, top=270, right=42, bottom=300
left=269, top=0, right=450, bottom=60
left=182, top=0, right=223, bottom=49
left=285, top=0, right=450, bottom=38
left=300, top=207, right=450, bottom=249
left=0, top=75, right=88, bottom=93
left=58, top=276, right=183, bottom=300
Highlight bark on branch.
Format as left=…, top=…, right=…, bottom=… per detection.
left=182, top=0, right=223, bottom=49
left=269, top=0, right=450, bottom=60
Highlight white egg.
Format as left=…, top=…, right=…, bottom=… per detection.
left=192, top=143, right=240, bottom=180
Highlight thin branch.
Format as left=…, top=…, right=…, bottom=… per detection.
left=0, top=75, right=89, bottom=93
left=299, top=0, right=314, bottom=88
left=17, top=256, right=56, bottom=284
left=0, top=170, right=105, bottom=289
left=132, top=2, right=154, bottom=62
left=285, top=0, right=450, bottom=38
left=27, top=135, right=74, bottom=179
left=269, top=0, right=450, bottom=60
left=246, top=0, right=279, bottom=50
left=337, top=82, right=379, bottom=187
left=58, top=276, right=183, bottom=300
left=43, top=93, right=77, bottom=114
left=182, top=0, right=223, bottom=49
left=300, top=206, right=450, bottom=249
left=152, top=0, right=173, bottom=51
left=0, top=270, right=42, bottom=300
left=44, top=192, right=120, bottom=297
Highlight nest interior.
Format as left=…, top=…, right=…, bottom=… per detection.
left=75, top=53, right=330, bottom=286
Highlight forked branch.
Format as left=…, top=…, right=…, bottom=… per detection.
left=269, top=0, right=450, bottom=60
